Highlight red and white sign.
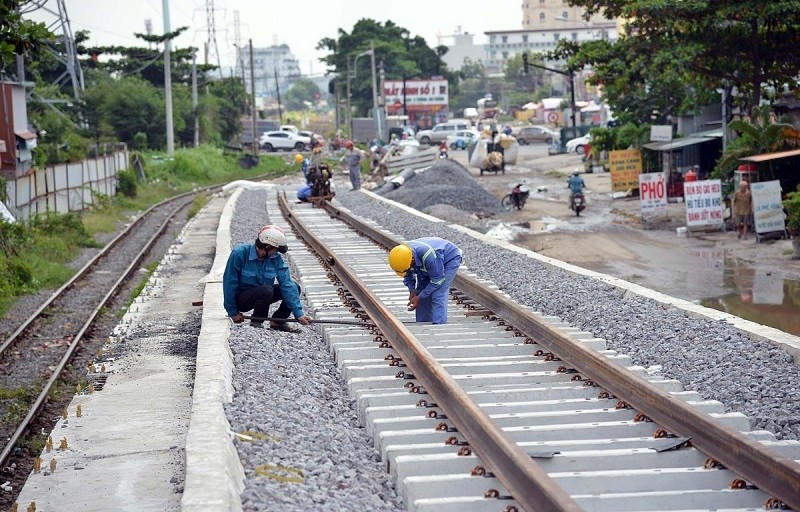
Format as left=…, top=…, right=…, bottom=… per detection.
left=383, top=80, right=448, bottom=106
left=684, top=179, right=724, bottom=228
left=638, top=173, right=667, bottom=218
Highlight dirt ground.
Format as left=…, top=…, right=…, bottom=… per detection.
left=448, top=147, right=800, bottom=303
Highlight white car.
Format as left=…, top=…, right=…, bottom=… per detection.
left=565, top=133, right=592, bottom=154
left=259, top=131, right=310, bottom=152
left=445, top=129, right=480, bottom=150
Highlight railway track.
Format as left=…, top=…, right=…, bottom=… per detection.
left=0, top=192, right=197, bottom=503
left=269, top=188, right=800, bottom=511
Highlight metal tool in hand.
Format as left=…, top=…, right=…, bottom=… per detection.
left=242, top=315, right=376, bottom=327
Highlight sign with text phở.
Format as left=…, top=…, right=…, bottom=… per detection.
left=638, top=172, right=667, bottom=218
left=751, top=180, right=785, bottom=234
left=609, top=149, right=642, bottom=192
left=684, top=179, right=724, bottom=228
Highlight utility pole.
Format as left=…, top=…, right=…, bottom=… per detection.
left=369, top=42, right=382, bottom=141
left=192, top=51, right=199, bottom=147
left=249, top=39, right=257, bottom=158
left=346, top=58, right=352, bottom=138
left=274, top=68, right=283, bottom=123
left=162, top=0, right=174, bottom=155
left=531, top=63, right=577, bottom=132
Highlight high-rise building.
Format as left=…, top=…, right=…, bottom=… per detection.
left=236, top=44, right=302, bottom=102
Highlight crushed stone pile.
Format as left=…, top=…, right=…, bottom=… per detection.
left=379, top=160, right=505, bottom=215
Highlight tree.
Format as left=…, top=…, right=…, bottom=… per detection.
left=284, top=78, right=320, bottom=111
left=551, top=0, right=800, bottom=123
left=317, top=19, right=457, bottom=117
left=717, top=105, right=800, bottom=178
left=0, top=1, right=53, bottom=72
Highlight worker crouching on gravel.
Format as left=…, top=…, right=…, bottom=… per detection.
left=223, top=224, right=311, bottom=332
left=388, top=237, right=463, bottom=324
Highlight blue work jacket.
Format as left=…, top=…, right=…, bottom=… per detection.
left=402, top=237, right=462, bottom=300
left=222, top=243, right=304, bottom=319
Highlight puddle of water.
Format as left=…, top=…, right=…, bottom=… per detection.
left=701, top=258, right=800, bottom=335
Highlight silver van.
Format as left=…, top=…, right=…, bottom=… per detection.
left=415, top=121, right=471, bottom=145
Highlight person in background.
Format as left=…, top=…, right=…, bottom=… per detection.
left=294, top=153, right=310, bottom=184
left=694, top=164, right=709, bottom=181
left=387, top=237, right=463, bottom=324
left=223, top=224, right=312, bottom=332
left=732, top=180, right=754, bottom=239
left=296, top=184, right=313, bottom=203
left=344, top=140, right=362, bottom=191
left=567, top=170, right=586, bottom=209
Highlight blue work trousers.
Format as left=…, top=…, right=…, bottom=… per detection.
left=414, top=259, right=461, bottom=324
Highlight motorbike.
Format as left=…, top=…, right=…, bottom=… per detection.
left=501, top=184, right=530, bottom=211
left=570, top=192, right=586, bottom=216
left=438, top=143, right=449, bottom=159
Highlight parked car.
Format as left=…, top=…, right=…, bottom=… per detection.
left=259, top=131, right=310, bottom=152
left=446, top=129, right=480, bottom=150
left=514, top=125, right=559, bottom=145
left=415, top=121, right=471, bottom=145
left=565, top=133, right=592, bottom=154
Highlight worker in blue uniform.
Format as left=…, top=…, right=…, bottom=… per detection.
left=387, top=237, right=463, bottom=324
left=223, top=224, right=311, bottom=331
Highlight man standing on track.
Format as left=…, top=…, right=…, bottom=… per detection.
left=223, top=224, right=311, bottom=331
left=387, top=237, right=463, bottom=324
left=344, top=140, right=362, bottom=191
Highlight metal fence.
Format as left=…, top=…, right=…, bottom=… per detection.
left=4, top=146, right=128, bottom=220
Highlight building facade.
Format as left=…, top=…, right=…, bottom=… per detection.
left=236, top=44, right=302, bottom=103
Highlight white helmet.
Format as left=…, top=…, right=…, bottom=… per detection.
left=257, top=224, right=288, bottom=253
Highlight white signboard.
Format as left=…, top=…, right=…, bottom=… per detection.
left=638, top=172, right=667, bottom=218
left=650, top=125, right=673, bottom=142
left=751, top=180, right=785, bottom=234
left=383, top=80, right=449, bottom=106
left=684, top=179, right=724, bottom=228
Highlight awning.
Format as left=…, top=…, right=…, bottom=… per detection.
left=740, top=148, right=800, bottom=163
left=642, top=137, right=715, bottom=151
left=15, top=130, right=36, bottom=140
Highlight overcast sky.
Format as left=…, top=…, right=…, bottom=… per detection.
left=28, top=0, right=521, bottom=76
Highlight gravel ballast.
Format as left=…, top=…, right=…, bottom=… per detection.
left=224, top=163, right=799, bottom=509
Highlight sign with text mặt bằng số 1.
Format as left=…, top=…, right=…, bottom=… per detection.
left=609, top=149, right=642, bottom=192
left=751, top=180, right=786, bottom=234
left=383, top=80, right=449, bottom=106
left=638, top=172, right=667, bottom=218
left=684, top=179, right=724, bottom=228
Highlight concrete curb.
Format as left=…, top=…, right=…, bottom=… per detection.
left=359, top=189, right=800, bottom=361
left=182, top=188, right=245, bottom=512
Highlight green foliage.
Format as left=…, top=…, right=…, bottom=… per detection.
left=131, top=132, right=148, bottom=151
left=317, top=19, right=458, bottom=117
left=716, top=106, right=800, bottom=178
left=783, top=186, right=800, bottom=230
left=117, top=170, right=138, bottom=198
left=0, top=212, right=94, bottom=314
left=0, top=1, right=54, bottom=70
left=550, top=0, right=800, bottom=124
left=285, top=78, right=321, bottom=111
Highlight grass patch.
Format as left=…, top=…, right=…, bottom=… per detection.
left=187, top=193, right=210, bottom=220
left=0, top=145, right=294, bottom=318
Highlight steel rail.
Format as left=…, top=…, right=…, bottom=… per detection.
left=320, top=199, right=800, bottom=509
left=281, top=193, right=583, bottom=512
left=0, top=190, right=197, bottom=357
left=0, top=198, right=192, bottom=469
